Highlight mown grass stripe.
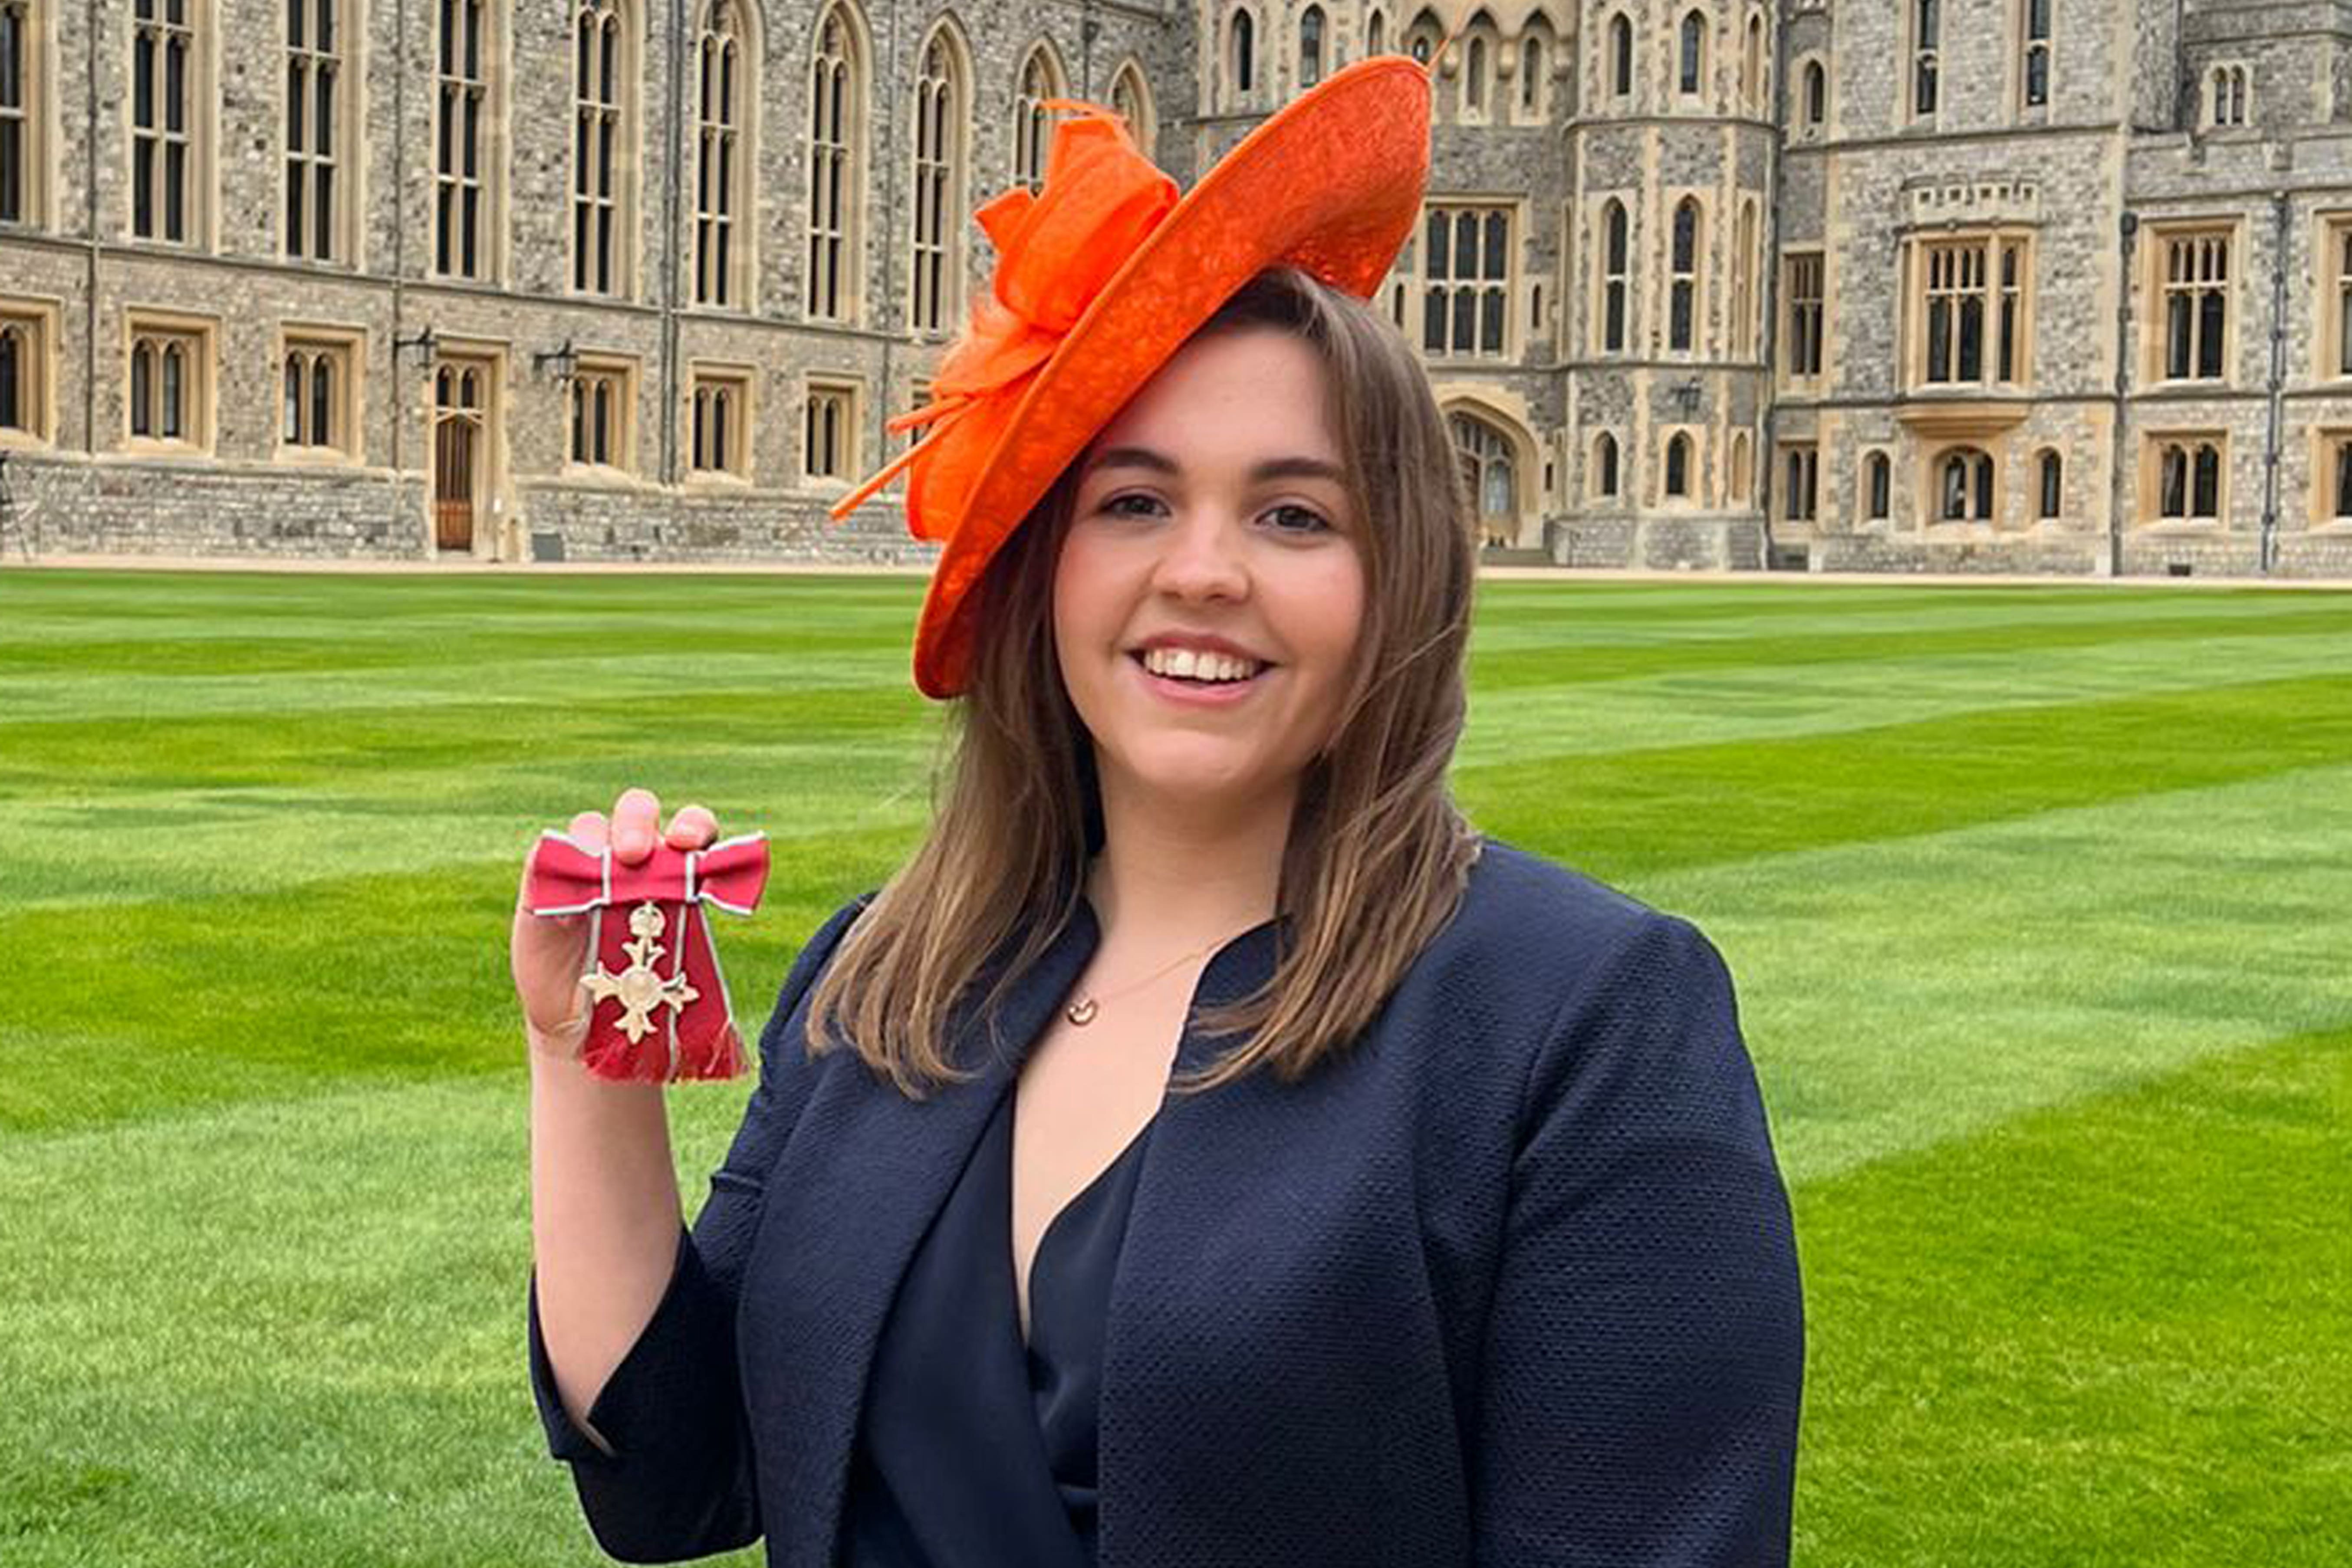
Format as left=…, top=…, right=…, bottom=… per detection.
left=1454, top=634, right=2352, bottom=768
left=1459, top=672, right=2352, bottom=881
left=0, top=840, right=912, bottom=1134
left=0, top=1072, right=764, bottom=1567
left=1641, top=762, right=2352, bottom=1181
left=1469, top=603, right=2352, bottom=689
left=1789, top=1024, right=2352, bottom=1566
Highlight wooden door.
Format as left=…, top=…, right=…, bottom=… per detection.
left=432, top=362, right=486, bottom=551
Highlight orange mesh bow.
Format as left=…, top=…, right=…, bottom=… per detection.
left=826, top=105, right=1178, bottom=537
left=822, top=30, right=1464, bottom=697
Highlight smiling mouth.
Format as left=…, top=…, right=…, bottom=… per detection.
left=1130, top=647, right=1271, bottom=686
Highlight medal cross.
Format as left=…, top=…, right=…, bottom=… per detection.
left=581, top=901, right=701, bottom=1044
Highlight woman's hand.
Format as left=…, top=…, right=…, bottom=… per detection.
left=510, top=787, right=721, bottom=1061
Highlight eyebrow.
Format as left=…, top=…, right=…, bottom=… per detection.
left=1085, top=445, right=1348, bottom=486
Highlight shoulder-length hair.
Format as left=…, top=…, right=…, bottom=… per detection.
left=806, top=266, right=1482, bottom=1099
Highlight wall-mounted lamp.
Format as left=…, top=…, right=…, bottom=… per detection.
left=533, top=339, right=580, bottom=383
left=1670, top=378, right=1703, bottom=417
left=393, top=325, right=438, bottom=368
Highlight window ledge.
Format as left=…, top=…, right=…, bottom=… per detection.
left=2136, top=518, right=2224, bottom=533
left=681, top=470, right=753, bottom=490
left=553, top=463, right=642, bottom=488
left=273, top=445, right=361, bottom=467
left=0, top=428, right=54, bottom=452
left=120, top=438, right=213, bottom=460
left=1894, top=397, right=2030, bottom=437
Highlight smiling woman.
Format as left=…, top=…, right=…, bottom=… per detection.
left=516, top=47, right=1801, bottom=1568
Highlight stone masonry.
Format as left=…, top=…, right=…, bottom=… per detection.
left=0, top=1, right=2346, bottom=578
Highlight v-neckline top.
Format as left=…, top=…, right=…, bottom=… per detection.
left=842, top=1073, right=1162, bottom=1566
left=1017, top=1084, right=1161, bottom=1354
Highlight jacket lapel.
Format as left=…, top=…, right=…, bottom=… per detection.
left=740, top=903, right=1103, bottom=1568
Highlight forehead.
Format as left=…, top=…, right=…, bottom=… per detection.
left=1081, top=327, right=1339, bottom=467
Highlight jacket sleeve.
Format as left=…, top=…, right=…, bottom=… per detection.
left=1473, top=912, right=1804, bottom=1568
left=525, top=894, right=870, bottom=1564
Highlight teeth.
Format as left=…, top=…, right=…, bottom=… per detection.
left=1142, top=647, right=1261, bottom=683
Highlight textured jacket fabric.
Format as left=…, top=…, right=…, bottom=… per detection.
left=526, top=838, right=1805, bottom=1566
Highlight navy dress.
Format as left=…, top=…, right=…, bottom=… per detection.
left=839, top=1079, right=1158, bottom=1568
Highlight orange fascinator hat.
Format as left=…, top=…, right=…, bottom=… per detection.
left=828, top=53, right=1438, bottom=699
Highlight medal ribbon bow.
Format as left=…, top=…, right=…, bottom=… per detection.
left=524, top=832, right=771, bottom=1083
left=826, top=101, right=1181, bottom=536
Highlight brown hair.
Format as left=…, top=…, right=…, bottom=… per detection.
left=805, top=266, right=1481, bottom=1099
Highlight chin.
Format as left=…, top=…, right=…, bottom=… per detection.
left=1109, top=748, right=1286, bottom=809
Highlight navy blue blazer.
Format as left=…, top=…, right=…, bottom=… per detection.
left=528, top=838, right=1804, bottom=1565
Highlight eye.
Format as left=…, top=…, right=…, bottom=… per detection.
left=1099, top=492, right=1166, bottom=519
left=1262, top=503, right=1333, bottom=535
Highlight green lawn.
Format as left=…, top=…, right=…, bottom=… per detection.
left=3, top=569, right=2346, bottom=1565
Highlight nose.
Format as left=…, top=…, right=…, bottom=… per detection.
left=1148, top=508, right=1250, bottom=604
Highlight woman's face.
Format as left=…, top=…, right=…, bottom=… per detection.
left=1053, top=325, right=1366, bottom=824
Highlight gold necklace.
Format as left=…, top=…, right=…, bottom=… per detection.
left=1064, top=935, right=1226, bottom=1027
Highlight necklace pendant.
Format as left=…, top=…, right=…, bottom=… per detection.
left=1065, top=996, right=1099, bottom=1026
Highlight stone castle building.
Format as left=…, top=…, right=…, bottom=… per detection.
left=1, top=1, right=2349, bottom=576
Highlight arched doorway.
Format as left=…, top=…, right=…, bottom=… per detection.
left=1448, top=410, right=1520, bottom=547
left=432, top=358, right=492, bottom=552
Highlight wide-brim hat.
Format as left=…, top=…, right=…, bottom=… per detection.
left=828, top=54, right=1435, bottom=699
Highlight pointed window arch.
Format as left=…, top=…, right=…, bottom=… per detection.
left=910, top=27, right=965, bottom=332
left=1741, top=12, right=1764, bottom=113
left=1110, top=60, right=1154, bottom=151
left=1664, top=431, right=1691, bottom=498
left=1936, top=446, right=1996, bottom=522
left=2020, top=0, right=2051, bottom=109
left=1520, top=33, right=1546, bottom=118
left=1600, top=197, right=1629, bottom=352
left=2036, top=448, right=2062, bottom=518
left=2156, top=438, right=2222, bottom=519
left=285, top=0, right=351, bottom=262
left=1912, top=0, right=1939, bottom=118
left=1864, top=450, right=1891, bottom=519
left=695, top=0, right=756, bottom=309
left=1464, top=32, right=1487, bottom=117
left=1300, top=6, right=1325, bottom=89
left=1367, top=9, right=1386, bottom=56
left=434, top=0, right=498, bottom=279
left=1610, top=12, right=1634, bottom=99
left=1229, top=8, right=1255, bottom=99
left=1407, top=9, right=1439, bottom=67
left=1669, top=197, right=1701, bottom=352
left=1450, top=410, right=1520, bottom=546
left=132, top=0, right=212, bottom=243
left=1677, top=10, right=1706, bottom=97
left=1015, top=46, right=1063, bottom=192
left=2205, top=63, right=2250, bottom=128
left=573, top=0, right=636, bottom=296
left=1801, top=58, right=1826, bottom=130
left=1592, top=430, right=1620, bottom=498
left=807, top=5, right=865, bottom=320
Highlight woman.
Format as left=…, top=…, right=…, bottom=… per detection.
left=516, top=56, right=1801, bottom=1568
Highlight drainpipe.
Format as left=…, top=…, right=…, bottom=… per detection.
left=390, top=0, right=407, bottom=529
left=83, top=0, right=99, bottom=471
left=660, top=0, right=682, bottom=489
left=2107, top=210, right=2137, bottom=577
left=874, top=0, right=903, bottom=482
left=1757, top=4, right=1793, bottom=569
left=2258, top=186, right=2288, bottom=574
